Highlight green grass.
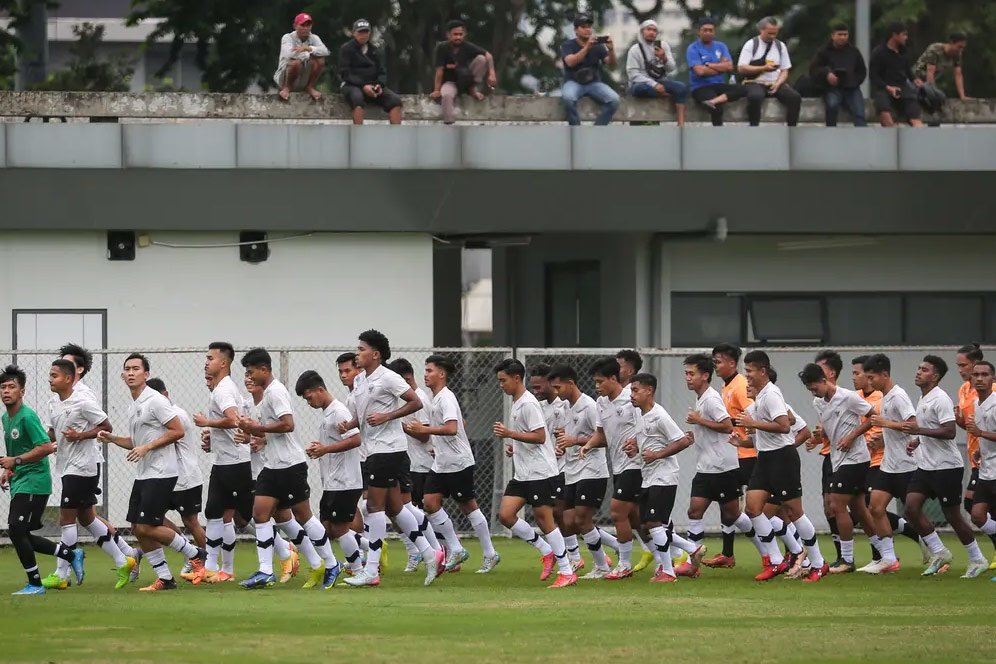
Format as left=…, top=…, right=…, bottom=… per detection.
left=1, top=535, right=994, bottom=663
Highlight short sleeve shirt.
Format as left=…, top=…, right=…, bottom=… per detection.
left=561, top=39, right=609, bottom=83
left=50, top=390, right=107, bottom=478
left=752, top=382, right=795, bottom=452
left=318, top=400, right=362, bottom=491
left=209, top=376, right=249, bottom=466
left=596, top=386, right=642, bottom=475
left=563, top=393, right=608, bottom=484
left=172, top=406, right=204, bottom=491
left=258, top=379, right=306, bottom=470
left=429, top=387, right=475, bottom=474
left=129, top=387, right=180, bottom=480
left=509, top=391, right=559, bottom=482
left=913, top=42, right=961, bottom=81
left=636, top=403, right=685, bottom=487
left=737, top=38, right=791, bottom=84
left=879, top=385, right=918, bottom=474
left=687, top=39, right=733, bottom=90
left=693, top=386, right=737, bottom=474
left=915, top=386, right=961, bottom=471
left=2, top=405, right=52, bottom=495
left=974, top=395, right=996, bottom=481
left=404, top=387, right=434, bottom=473
left=542, top=398, right=569, bottom=473
left=353, top=365, right=412, bottom=456
left=434, top=41, right=487, bottom=83
left=816, top=387, right=874, bottom=472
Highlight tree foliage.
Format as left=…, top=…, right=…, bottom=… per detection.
left=0, top=0, right=55, bottom=90
left=31, top=22, right=133, bottom=91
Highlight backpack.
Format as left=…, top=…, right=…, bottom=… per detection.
left=736, top=36, right=785, bottom=81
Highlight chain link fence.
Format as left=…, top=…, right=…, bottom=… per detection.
left=1, top=345, right=976, bottom=538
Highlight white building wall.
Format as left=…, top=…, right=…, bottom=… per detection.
left=0, top=231, right=434, bottom=349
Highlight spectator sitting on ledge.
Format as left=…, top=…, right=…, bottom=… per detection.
left=561, top=14, right=619, bottom=126
left=626, top=19, right=688, bottom=126
left=431, top=19, right=498, bottom=125
left=339, top=18, right=403, bottom=125
left=274, top=13, right=330, bottom=101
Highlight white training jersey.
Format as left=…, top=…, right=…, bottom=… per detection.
left=43, top=381, right=98, bottom=430
left=508, top=390, right=559, bottom=482
left=752, top=382, right=795, bottom=452
left=692, top=386, right=738, bottom=474
left=975, top=395, right=996, bottom=481
left=636, top=403, right=685, bottom=488
left=429, top=387, right=475, bottom=474
left=344, top=389, right=365, bottom=462
left=208, top=375, right=250, bottom=466
left=243, top=396, right=265, bottom=479
left=817, top=386, right=874, bottom=472
left=129, top=386, right=180, bottom=480
left=50, top=389, right=107, bottom=478
left=542, top=397, right=569, bottom=473
left=403, top=386, right=434, bottom=473
left=318, top=400, right=363, bottom=491
left=259, top=379, right=307, bottom=470
left=353, top=365, right=413, bottom=456
left=172, top=405, right=205, bottom=491
left=596, top=386, right=642, bottom=475
left=914, top=385, right=961, bottom=471
left=879, top=385, right=918, bottom=474
left=563, top=393, right=608, bottom=484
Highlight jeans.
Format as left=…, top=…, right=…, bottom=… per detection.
left=745, top=82, right=802, bottom=126
left=629, top=78, right=689, bottom=104
left=824, top=87, right=867, bottom=127
left=562, top=80, right=620, bottom=126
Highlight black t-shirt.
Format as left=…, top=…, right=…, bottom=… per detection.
left=434, top=41, right=488, bottom=83
left=561, top=39, right=609, bottom=83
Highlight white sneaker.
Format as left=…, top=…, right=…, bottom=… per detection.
left=582, top=566, right=611, bottom=580
left=424, top=549, right=445, bottom=586
left=961, top=561, right=989, bottom=579
left=476, top=553, right=501, bottom=574
left=343, top=571, right=380, bottom=587
left=857, top=560, right=887, bottom=574
left=922, top=549, right=953, bottom=576
left=403, top=554, right=421, bottom=573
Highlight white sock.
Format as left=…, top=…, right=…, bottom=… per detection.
left=780, top=521, right=803, bottom=555
left=618, top=539, right=633, bottom=568
left=669, top=530, right=699, bottom=554
left=637, top=536, right=651, bottom=553
left=205, top=518, right=224, bottom=572
left=544, top=527, right=573, bottom=575
left=468, top=509, right=496, bottom=558
left=273, top=528, right=291, bottom=561
left=357, top=531, right=370, bottom=553
left=146, top=547, right=172, bottom=581
left=649, top=525, right=674, bottom=575
left=113, top=533, right=137, bottom=558
left=897, top=517, right=909, bottom=532
left=981, top=518, right=996, bottom=536
left=302, top=516, right=337, bottom=568
left=401, top=532, right=420, bottom=557
left=394, top=507, right=434, bottom=559
left=254, top=520, right=275, bottom=575
left=840, top=539, right=854, bottom=563
left=510, top=518, right=552, bottom=555
left=751, top=514, right=784, bottom=564
left=405, top=502, right=441, bottom=552
left=564, top=534, right=581, bottom=562
left=364, top=511, right=387, bottom=576
left=582, top=528, right=609, bottom=569
left=338, top=530, right=363, bottom=572
left=687, top=518, right=705, bottom=546
left=84, top=518, right=127, bottom=567
left=428, top=509, right=464, bottom=553
left=56, top=524, right=77, bottom=579
left=598, top=527, right=619, bottom=552
left=922, top=530, right=945, bottom=555
left=168, top=533, right=199, bottom=559
left=222, top=520, right=237, bottom=573
left=879, top=536, right=896, bottom=563
left=733, top=512, right=764, bottom=554
left=793, top=515, right=824, bottom=568
left=965, top=539, right=986, bottom=564
left=276, top=520, right=321, bottom=570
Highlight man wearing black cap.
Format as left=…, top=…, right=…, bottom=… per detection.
left=339, top=19, right=403, bottom=125
left=869, top=23, right=924, bottom=127
left=431, top=19, right=497, bottom=125
left=561, top=14, right=619, bottom=126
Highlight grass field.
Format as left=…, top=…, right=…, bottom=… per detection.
left=1, top=535, right=994, bottom=664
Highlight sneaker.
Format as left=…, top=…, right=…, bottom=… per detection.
left=140, top=577, right=178, bottom=592
left=879, top=559, right=901, bottom=574
left=571, top=557, right=585, bottom=573
left=115, top=557, right=136, bottom=590
left=344, top=570, right=380, bottom=587
left=379, top=540, right=389, bottom=575
left=547, top=573, right=577, bottom=588
left=690, top=544, right=707, bottom=568
left=130, top=549, right=143, bottom=583
left=424, top=549, right=445, bottom=586
left=205, top=570, right=234, bottom=584
left=787, top=551, right=807, bottom=576
left=702, top=553, right=735, bottom=569
left=180, top=560, right=193, bottom=575
left=803, top=563, right=830, bottom=583
left=922, top=549, right=953, bottom=576
left=754, top=560, right=788, bottom=581
left=829, top=560, right=856, bottom=574
left=650, top=570, right=678, bottom=583
left=41, top=573, right=69, bottom=590
left=827, top=557, right=846, bottom=570
left=673, top=549, right=689, bottom=566
left=633, top=550, right=655, bottom=573
left=302, top=565, right=325, bottom=589
left=404, top=553, right=422, bottom=573
left=857, top=559, right=888, bottom=574
left=476, top=553, right=501, bottom=574
left=322, top=563, right=343, bottom=589
left=12, top=583, right=46, bottom=595
left=279, top=547, right=300, bottom=583
left=239, top=571, right=276, bottom=590
left=784, top=563, right=808, bottom=580
left=70, top=547, right=86, bottom=586
left=674, top=562, right=700, bottom=578
left=581, top=566, right=611, bottom=580
left=988, top=553, right=996, bottom=572
left=605, top=565, right=633, bottom=580
left=187, top=557, right=206, bottom=585
left=961, top=561, right=989, bottom=579
left=539, top=552, right=556, bottom=581
left=445, top=548, right=470, bottom=573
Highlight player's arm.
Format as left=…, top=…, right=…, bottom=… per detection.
left=687, top=410, right=733, bottom=434
left=367, top=388, right=422, bottom=427
left=255, top=414, right=294, bottom=435
left=837, top=405, right=876, bottom=451
left=127, top=416, right=185, bottom=462
left=98, top=429, right=134, bottom=450
left=580, top=427, right=607, bottom=454
left=0, top=429, right=56, bottom=468
left=966, top=415, right=996, bottom=442
left=494, top=423, right=545, bottom=444
left=794, top=427, right=812, bottom=448
left=738, top=413, right=790, bottom=434
left=644, top=434, right=692, bottom=462
left=870, top=414, right=914, bottom=431
left=308, top=432, right=361, bottom=458
left=63, top=418, right=112, bottom=443
left=407, top=419, right=457, bottom=438
left=193, top=406, right=239, bottom=429
left=900, top=419, right=955, bottom=439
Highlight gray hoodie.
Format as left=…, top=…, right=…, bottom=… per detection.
left=626, top=37, right=677, bottom=87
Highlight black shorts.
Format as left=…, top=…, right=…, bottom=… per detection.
left=254, top=463, right=311, bottom=510
left=690, top=470, right=742, bottom=504
left=829, top=461, right=869, bottom=496
left=864, top=465, right=880, bottom=495
left=360, top=461, right=369, bottom=490
left=611, top=469, right=643, bottom=503
left=553, top=472, right=566, bottom=503
left=169, top=485, right=203, bottom=516
left=872, top=469, right=913, bottom=499
left=8, top=492, right=49, bottom=531
left=821, top=454, right=833, bottom=494
left=872, top=88, right=921, bottom=120
left=563, top=478, right=608, bottom=509
left=341, top=84, right=403, bottom=111
left=907, top=468, right=964, bottom=507
left=425, top=466, right=477, bottom=502
left=320, top=488, right=363, bottom=524
left=639, top=484, right=677, bottom=525
left=205, top=462, right=254, bottom=521
left=409, top=470, right=429, bottom=507
left=967, top=467, right=980, bottom=493
left=127, top=477, right=178, bottom=526
left=60, top=472, right=101, bottom=508
left=365, top=451, right=411, bottom=490
left=748, top=446, right=802, bottom=500
left=973, top=478, right=996, bottom=507
left=737, top=457, right=756, bottom=487
left=504, top=477, right=559, bottom=507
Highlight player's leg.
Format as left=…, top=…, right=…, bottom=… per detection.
left=385, top=477, right=442, bottom=585
left=77, top=504, right=130, bottom=581
left=290, top=499, right=340, bottom=588
left=42, top=507, right=79, bottom=588
left=499, top=486, right=555, bottom=579
left=240, top=493, right=279, bottom=587
left=533, top=500, right=575, bottom=585
left=865, top=488, right=900, bottom=571
left=905, top=471, right=952, bottom=575
left=9, top=494, right=77, bottom=594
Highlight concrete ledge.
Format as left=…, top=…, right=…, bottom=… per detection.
left=2, top=91, right=995, bottom=124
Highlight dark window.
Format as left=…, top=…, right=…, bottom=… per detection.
left=826, top=295, right=903, bottom=345
left=905, top=295, right=983, bottom=345
left=545, top=261, right=601, bottom=347
left=671, top=294, right=742, bottom=347
left=748, top=297, right=824, bottom=343
left=985, top=295, right=996, bottom=344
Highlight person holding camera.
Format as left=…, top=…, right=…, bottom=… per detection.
left=626, top=19, right=688, bottom=126
left=431, top=19, right=497, bottom=125
left=687, top=17, right=746, bottom=126
left=810, top=24, right=868, bottom=127
left=339, top=19, right=403, bottom=125
left=869, top=23, right=925, bottom=127
left=737, top=17, right=801, bottom=126
left=561, top=14, right=619, bottom=126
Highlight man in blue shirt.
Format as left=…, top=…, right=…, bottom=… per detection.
left=561, top=15, right=619, bottom=126
left=686, top=17, right=746, bottom=126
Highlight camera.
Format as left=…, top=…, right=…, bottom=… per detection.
left=595, top=35, right=610, bottom=44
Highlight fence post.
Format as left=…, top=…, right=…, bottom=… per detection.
left=279, top=350, right=290, bottom=386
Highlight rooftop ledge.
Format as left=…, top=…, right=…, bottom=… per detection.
left=2, top=90, right=995, bottom=124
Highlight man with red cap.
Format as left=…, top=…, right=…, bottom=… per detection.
left=275, top=12, right=330, bottom=101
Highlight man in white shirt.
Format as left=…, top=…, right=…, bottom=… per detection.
left=97, top=353, right=206, bottom=592
left=336, top=352, right=373, bottom=568
left=297, top=370, right=367, bottom=578
left=736, top=16, right=802, bottom=126
left=737, top=350, right=827, bottom=582
left=340, top=330, right=443, bottom=588
left=965, top=361, right=996, bottom=580
left=275, top=12, right=329, bottom=101
left=494, top=358, right=576, bottom=588
left=236, top=348, right=340, bottom=590
left=901, top=355, right=988, bottom=577
left=407, top=355, right=500, bottom=574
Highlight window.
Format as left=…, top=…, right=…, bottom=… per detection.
left=545, top=261, right=600, bottom=347
left=827, top=295, right=903, bottom=345
left=905, top=295, right=983, bottom=345
left=671, top=294, right=742, bottom=347
left=748, top=297, right=824, bottom=343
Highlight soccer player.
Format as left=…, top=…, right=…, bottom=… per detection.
left=705, top=343, right=753, bottom=569
left=297, top=370, right=368, bottom=579
left=407, top=354, right=501, bottom=573
left=493, top=358, right=576, bottom=588
left=549, top=364, right=617, bottom=579
left=97, top=354, right=206, bottom=592
left=341, top=331, right=443, bottom=588
left=682, top=353, right=763, bottom=577
left=337, top=352, right=373, bottom=568
left=813, top=350, right=844, bottom=565
left=898, top=355, right=988, bottom=577
left=236, top=348, right=341, bottom=590
left=965, top=360, right=996, bottom=579
left=1, top=364, right=85, bottom=595
left=529, top=363, right=580, bottom=570
left=625, top=373, right=692, bottom=583
left=738, top=350, right=827, bottom=582
left=954, top=343, right=996, bottom=568
left=799, top=363, right=876, bottom=574
left=616, top=349, right=643, bottom=387
left=41, top=359, right=133, bottom=590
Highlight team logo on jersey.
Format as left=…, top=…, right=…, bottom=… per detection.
left=135, top=407, right=143, bottom=419
left=9, top=428, right=20, bottom=440
left=715, top=50, right=721, bottom=59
